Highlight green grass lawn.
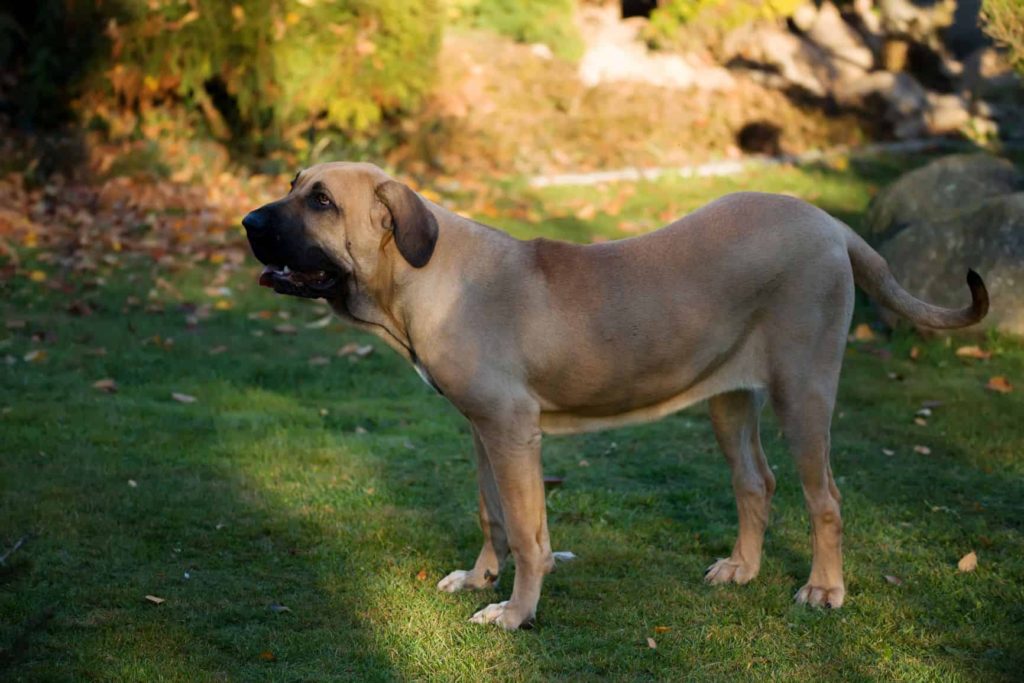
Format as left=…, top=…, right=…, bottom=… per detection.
left=2, top=157, right=1023, bottom=681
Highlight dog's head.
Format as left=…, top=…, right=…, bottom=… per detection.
left=242, top=162, right=438, bottom=301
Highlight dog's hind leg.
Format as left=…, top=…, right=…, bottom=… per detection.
left=437, top=426, right=509, bottom=593
left=705, top=388, right=774, bottom=586
left=771, top=343, right=847, bottom=608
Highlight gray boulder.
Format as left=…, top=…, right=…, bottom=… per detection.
left=866, top=154, right=1024, bottom=336
left=864, top=154, right=1023, bottom=244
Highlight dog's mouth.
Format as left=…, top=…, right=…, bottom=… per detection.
left=258, top=264, right=345, bottom=300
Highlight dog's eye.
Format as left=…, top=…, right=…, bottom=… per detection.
left=314, top=192, right=331, bottom=207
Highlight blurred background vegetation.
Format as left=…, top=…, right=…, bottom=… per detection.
left=0, top=0, right=1022, bottom=182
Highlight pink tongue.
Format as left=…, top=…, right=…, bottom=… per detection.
left=259, top=267, right=277, bottom=288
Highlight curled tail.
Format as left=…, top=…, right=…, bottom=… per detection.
left=843, top=223, right=988, bottom=329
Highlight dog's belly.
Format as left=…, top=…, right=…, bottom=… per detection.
left=534, top=330, right=766, bottom=435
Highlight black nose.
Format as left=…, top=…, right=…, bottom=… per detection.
left=242, top=210, right=264, bottom=232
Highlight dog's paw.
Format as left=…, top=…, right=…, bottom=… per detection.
left=704, top=558, right=759, bottom=585
left=552, top=550, right=577, bottom=563
left=794, top=583, right=845, bottom=609
left=437, top=570, right=470, bottom=593
left=468, top=601, right=534, bottom=630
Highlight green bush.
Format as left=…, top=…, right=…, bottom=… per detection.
left=449, top=0, right=583, bottom=60
left=112, top=0, right=442, bottom=144
left=645, top=0, right=803, bottom=49
left=982, top=0, right=1024, bottom=75
left=2, top=1, right=442, bottom=149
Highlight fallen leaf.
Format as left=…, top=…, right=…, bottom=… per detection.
left=985, top=376, right=1013, bottom=394
left=93, top=378, right=118, bottom=393
left=144, top=595, right=165, bottom=605
left=23, top=349, right=47, bottom=363
left=646, top=637, right=657, bottom=649
left=653, top=625, right=671, bottom=633
left=955, top=345, right=991, bottom=360
left=882, top=448, right=895, bottom=456
left=913, top=445, right=931, bottom=455
left=909, top=346, right=920, bottom=360
left=915, top=408, right=932, bottom=418
left=258, top=650, right=276, bottom=662
left=578, top=459, right=590, bottom=467
left=354, top=426, right=368, bottom=435
left=28, top=270, right=47, bottom=282
left=128, top=479, right=138, bottom=488
left=851, top=323, right=875, bottom=342
left=913, top=417, right=928, bottom=426
left=883, top=574, right=903, bottom=586
left=338, top=342, right=373, bottom=357
left=416, top=568, right=428, bottom=581
left=957, top=551, right=978, bottom=572
left=171, top=392, right=197, bottom=404
left=274, top=323, right=297, bottom=335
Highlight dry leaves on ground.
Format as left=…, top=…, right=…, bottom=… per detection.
left=956, top=345, right=992, bottom=360
left=958, top=551, right=978, bottom=572
left=171, top=392, right=197, bottom=403
left=144, top=595, right=165, bottom=605
left=985, top=376, right=1013, bottom=394
left=92, top=378, right=118, bottom=393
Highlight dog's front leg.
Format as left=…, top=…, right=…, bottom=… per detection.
left=437, top=426, right=509, bottom=593
left=467, top=414, right=552, bottom=630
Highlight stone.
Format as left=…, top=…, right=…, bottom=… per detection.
left=865, top=154, right=1023, bottom=244
left=799, top=1, right=875, bottom=72
left=866, top=154, right=1024, bottom=336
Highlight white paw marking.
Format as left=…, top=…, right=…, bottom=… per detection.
left=552, top=551, right=577, bottom=562
left=436, top=570, right=469, bottom=593
left=469, top=601, right=508, bottom=625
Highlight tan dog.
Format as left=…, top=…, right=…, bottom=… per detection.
left=243, top=162, right=988, bottom=629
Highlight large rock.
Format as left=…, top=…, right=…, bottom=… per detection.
left=866, top=154, right=1024, bottom=336
left=864, top=154, right=1023, bottom=244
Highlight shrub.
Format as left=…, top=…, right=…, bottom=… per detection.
left=644, top=0, right=803, bottom=49
left=982, top=0, right=1024, bottom=75
left=2, top=1, right=443, bottom=149
left=449, top=0, right=583, bottom=60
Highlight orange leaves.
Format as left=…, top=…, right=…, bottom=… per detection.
left=985, top=376, right=1013, bottom=394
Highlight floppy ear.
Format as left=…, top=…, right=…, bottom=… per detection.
left=374, top=180, right=439, bottom=268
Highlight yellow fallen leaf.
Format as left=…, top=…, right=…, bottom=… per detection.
left=258, top=650, right=276, bottom=662
left=957, top=551, right=977, bottom=572
left=955, top=345, right=991, bottom=360
left=985, top=376, right=1013, bottom=394
left=23, top=349, right=47, bottom=363
left=144, top=595, right=165, bottom=604
left=851, top=323, right=875, bottom=342
left=214, top=299, right=233, bottom=311
left=93, top=378, right=118, bottom=393
left=654, top=625, right=671, bottom=633
left=28, top=270, right=47, bottom=282
left=416, top=568, right=428, bottom=581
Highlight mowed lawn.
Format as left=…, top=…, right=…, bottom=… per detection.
left=2, top=157, right=1023, bottom=681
